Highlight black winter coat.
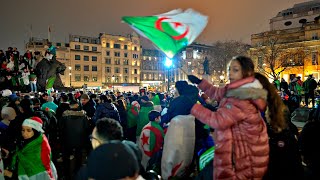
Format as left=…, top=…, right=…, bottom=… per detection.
left=92, top=102, right=120, bottom=123
left=59, top=110, right=90, bottom=149
left=82, top=99, right=96, bottom=118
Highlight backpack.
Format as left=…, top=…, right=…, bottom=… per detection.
left=263, top=124, right=304, bottom=180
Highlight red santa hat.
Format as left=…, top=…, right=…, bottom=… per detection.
left=22, top=117, right=44, bottom=133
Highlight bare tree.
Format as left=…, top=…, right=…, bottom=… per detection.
left=208, top=40, right=250, bottom=75
left=252, top=35, right=309, bottom=80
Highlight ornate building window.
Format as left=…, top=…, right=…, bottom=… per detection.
left=75, top=74, right=81, bottom=81
left=84, top=75, right=89, bottom=82
left=312, top=51, right=318, bottom=65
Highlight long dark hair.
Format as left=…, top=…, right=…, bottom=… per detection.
left=231, top=56, right=255, bottom=78
left=255, top=72, right=287, bottom=132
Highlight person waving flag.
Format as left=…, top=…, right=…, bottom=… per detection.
left=122, top=9, right=208, bottom=58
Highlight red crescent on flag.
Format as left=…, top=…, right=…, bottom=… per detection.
left=169, top=161, right=183, bottom=178
left=171, top=26, right=189, bottom=40
left=141, top=126, right=163, bottom=157
left=155, top=17, right=170, bottom=31
left=155, top=17, right=189, bottom=40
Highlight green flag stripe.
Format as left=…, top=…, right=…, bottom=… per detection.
left=46, top=76, right=56, bottom=89
left=122, top=16, right=188, bottom=58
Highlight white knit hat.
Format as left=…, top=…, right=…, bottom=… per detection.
left=22, top=117, right=44, bottom=133
left=1, top=89, right=12, bottom=97
left=1, top=107, right=17, bottom=120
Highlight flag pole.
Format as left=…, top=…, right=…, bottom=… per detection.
left=48, top=25, right=51, bottom=42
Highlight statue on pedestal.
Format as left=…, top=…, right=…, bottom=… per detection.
left=203, top=57, right=210, bottom=75
left=35, top=50, right=66, bottom=92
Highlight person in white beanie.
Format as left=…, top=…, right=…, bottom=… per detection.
left=1, top=89, right=12, bottom=97
left=0, top=107, right=17, bottom=129
left=0, top=107, right=17, bottom=179
left=4, top=117, right=57, bottom=179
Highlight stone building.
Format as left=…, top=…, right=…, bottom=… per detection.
left=250, top=0, right=320, bottom=82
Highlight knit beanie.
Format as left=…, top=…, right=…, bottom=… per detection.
left=22, top=117, right=44, bottom=133
left=87, top=141, right=139, bottom=180
left=140, top=95, right=149, bottom=102
left=1, top=107, right=17, bottom=120
left=2, top=89, right=12, bottom=97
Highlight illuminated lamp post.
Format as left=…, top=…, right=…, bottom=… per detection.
left=112, top=75, right=115, bottom=92
left=165, top=57, right=173, bottom=92
left=68, top=66, right=72, bottom=87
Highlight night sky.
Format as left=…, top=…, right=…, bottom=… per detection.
left=0, top=0, right=307, bottom=51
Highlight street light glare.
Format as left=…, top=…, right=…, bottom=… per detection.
left=165, top=57, right=172, bottom=67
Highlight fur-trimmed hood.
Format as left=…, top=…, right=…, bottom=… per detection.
left=226, top=79, right=267, bottom=111
left=62, top=110, right=86, bottom=117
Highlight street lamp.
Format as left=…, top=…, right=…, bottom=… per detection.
left=165, top=57, right=173, bottom=92
left=219, top=75, right=224, bottom=83
left=111, top=75, right=115, bottom=92
left=68, top=66, right=72, bottom=87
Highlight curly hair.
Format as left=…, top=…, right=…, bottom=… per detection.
left=255, top=72, right=287, bottom=132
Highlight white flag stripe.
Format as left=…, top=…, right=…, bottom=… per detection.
left=157, top=8, right=208, bottom=44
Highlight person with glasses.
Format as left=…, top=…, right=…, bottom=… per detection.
left=77, top=117, right=147, bottom=180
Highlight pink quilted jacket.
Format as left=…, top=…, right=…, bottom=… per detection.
left=191, top=77, right=269, bottom=180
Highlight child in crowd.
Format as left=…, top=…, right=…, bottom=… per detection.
left=188, top=56, right=285, bottom=179
left=139, top=110, right=164, bottom=171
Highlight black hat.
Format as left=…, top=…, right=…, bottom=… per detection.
left=140, top=95, right=149, bottom=102
left=87, top=141, right=139, bottom=180
left=19, top=98, right=33, bottom=111
left=175, top=81, right=188, bottom=95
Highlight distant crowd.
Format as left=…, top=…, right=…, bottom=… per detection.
left=0, top=47, right=40, bottom=92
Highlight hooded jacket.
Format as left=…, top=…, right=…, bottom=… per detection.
left=191, top=77, right=269, bottom=180
left=93, top=102, right=120, bottom=123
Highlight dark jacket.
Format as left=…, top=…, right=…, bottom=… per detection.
left=92, top=102, right=120, bottom=123
left=280, top=81, right=289, bottom=91
left=299, top=121, right=320, bottom=176
left=161, top=95, right=194, bottom=126
left=59, top=110, right=90, bottom=149
left=6, top=111, right=34, bottom=151
left=33, top=107, right=50, bottom=134
left=56, top=102, right=70, bottom=120
left=82, top=99, right=96, bottom=118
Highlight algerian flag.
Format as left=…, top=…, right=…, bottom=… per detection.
left=152, top=95, right=162, bottom=112
left=122, top=9, right=208, bottom=58
left=139, top=121, right=164, bottom=169
left=46, top=76, right=56, bottom=90
left=0, top=152, right=4, bottom=180
left=161, top=115, right=195, bottom=179
left=10, top=134, right=57, bottom=180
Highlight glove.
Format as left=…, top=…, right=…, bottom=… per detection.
left=188, top=75, right=202, bottom=84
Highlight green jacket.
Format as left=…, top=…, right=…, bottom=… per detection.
left=137, top=101, right=154, bottom=136
left=127, top=103, right=139, bottom=128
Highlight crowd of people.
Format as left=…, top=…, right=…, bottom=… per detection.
left=0, top=55, right=319, bottom=180
left=0, top=43, right=64, bottom=94
left=0, top=47, right=41, bottom=93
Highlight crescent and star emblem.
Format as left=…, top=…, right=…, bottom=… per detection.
left=155, top=17, right=189, bottom=40
left=141, top=126, right=163, bottom=157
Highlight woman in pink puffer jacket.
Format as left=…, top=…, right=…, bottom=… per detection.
left=188, top=56, right=286, bottom=180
